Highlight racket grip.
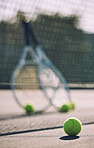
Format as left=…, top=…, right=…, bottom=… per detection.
left=22, top=21, right=30, bottom=45
left=29, top=22, right=40, bottom=45
left=22, top=20, right=39, bottom=46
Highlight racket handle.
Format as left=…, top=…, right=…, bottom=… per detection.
left=22, top=20, right=39, bottom=46
left=22, top=21, right=30, bottom=45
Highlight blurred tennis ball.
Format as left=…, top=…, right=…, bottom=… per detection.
left=24, top=104, right=35, bottom=114
left=69, top=101, right=75, bottom=110
left=59, top=104, right=70, bottom=112
left=63, top=117, right=82, bottom=136
left=59, top=101, right=75, bottom=112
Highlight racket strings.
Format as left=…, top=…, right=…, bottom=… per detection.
left=15, top=65, right=39, bottom=89
left=40, top=68, right=59, bottom=88
left=13, top=63, right=50, bottom=111
left=39, top=67, right=69, bottom=108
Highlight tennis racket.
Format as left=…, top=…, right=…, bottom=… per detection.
left=10, top=15, right=72, bottom=113
left=10, top=21, right=51, bottom=113
left=25, top=21, right=72, bottom=110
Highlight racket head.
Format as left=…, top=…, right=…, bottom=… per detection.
left=39, top=67, right=70, bottom=109
left=10, top=46, right=51, bottom=113
left=36, top=46, right=71, bottom=110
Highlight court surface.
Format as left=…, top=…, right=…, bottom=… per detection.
left=0, top=89, right=94, bottom=148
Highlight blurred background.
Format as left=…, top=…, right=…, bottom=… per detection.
left=0, top=0, right=94, bottom=89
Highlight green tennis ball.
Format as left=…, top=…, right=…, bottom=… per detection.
left=59, top=104, right=70, bottom=112
left=24, top=104, right=35, bottom=114
left=69, top=102, right=75, bottom=110
left=68, top=102, right=75, bottom=110
left=63, top=117, right=82, bottom=136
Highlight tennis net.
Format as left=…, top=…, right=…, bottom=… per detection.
left=0, top=0, right=94, bottom=89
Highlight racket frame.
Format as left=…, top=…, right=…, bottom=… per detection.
left=10, top=19, right=71, bottom=112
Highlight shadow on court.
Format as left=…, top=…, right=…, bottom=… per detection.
left=60, top=135, right=80, bottom=140
left=0, top=110, right=57, bottom=121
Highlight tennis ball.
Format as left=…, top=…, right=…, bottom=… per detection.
left=63, top=117, right=82, bottom=136
left=59, top=104, right=70, bottom=112
left=70, top=102, right=75, bottom=110
left=24, top=104, right=35, bottom=114
left=68, top=102, right=75, bottom=110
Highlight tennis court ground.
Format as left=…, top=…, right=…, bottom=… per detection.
left=0, top=89, right=94, bottom=148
